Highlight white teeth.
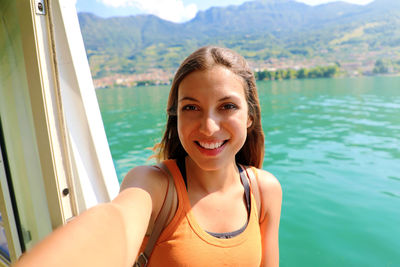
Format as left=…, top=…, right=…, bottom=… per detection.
left=198, top=141, right=224, bottom=149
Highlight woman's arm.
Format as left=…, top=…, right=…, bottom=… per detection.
left=14, top=165, right=168, bottom=267
left=257, top=169, right=282, bottom=267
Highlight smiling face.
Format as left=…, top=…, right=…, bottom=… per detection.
left=177, top=65, right=252, bottom=170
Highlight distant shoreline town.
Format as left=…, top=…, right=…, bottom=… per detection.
left=93, top=58, right=400, bottom=89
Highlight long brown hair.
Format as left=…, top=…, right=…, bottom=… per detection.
left=155, top=46, right=265, bottom=168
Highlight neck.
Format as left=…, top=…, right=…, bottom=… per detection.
left=185, top=157, right=240, bottom=194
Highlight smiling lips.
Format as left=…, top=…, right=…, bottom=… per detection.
left=197, top=141, right=225, bottom=149
left=195, top=140, right=228, bottom=156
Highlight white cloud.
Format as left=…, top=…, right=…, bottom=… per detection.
left=98, top=0, right=197, bottom=22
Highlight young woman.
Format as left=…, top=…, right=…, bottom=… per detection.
left=15, top=46, right=282, bottom=267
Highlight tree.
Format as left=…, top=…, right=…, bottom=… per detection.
left=323, top=66, right=338, bottom=78
left=285, top=69, right=297, bottom=79
left=274, top=70, right=282, bottom=80
left=297, top=68, right=308, bottom=79
left=373, top=59, right=389, bottom=74
left=255, top=71, right=267, bottom=80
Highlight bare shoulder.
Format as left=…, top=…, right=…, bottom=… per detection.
left=118, top=165, right=170, bottom=215
left=120, top=165, right=169, bottom=194
left=253, top=168, right=282, bottom=213
left=255, top=169, right=282, bottom=195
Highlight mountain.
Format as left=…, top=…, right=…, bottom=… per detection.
left=78, top=0, right=400, bottom=78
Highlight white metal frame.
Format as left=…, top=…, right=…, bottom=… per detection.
left=0, top=0, right=120, bottom=263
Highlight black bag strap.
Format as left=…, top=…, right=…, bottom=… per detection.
left=134, top=162, right=176, bottom=267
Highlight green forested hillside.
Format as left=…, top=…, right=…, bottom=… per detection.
left=78, top=0, right=400, bottom=78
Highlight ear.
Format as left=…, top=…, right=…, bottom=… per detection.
left=247, top=116, right=253, bottom=128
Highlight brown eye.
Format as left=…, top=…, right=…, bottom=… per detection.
left=182, top=105, right=198, bottom=111
left=221, top=103, right=238, bottom=110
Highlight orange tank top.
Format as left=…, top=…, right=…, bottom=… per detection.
left=140, top=159, right=262, bottom=266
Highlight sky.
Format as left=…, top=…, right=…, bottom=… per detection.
left=75, top=0, right=375, bottom=23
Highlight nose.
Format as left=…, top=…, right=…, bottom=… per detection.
left=199, top=112, right=220, bottom=136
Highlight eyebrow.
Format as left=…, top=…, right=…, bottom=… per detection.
left=179, top=95, right=239, bottom=102
left=179, top=96, right=199, bottom=102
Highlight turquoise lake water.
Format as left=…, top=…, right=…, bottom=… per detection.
left=96, top=76, right=400, bottom=266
